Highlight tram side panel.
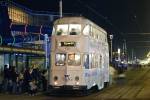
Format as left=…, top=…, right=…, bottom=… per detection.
left=101, top=44, right=109, bottom=84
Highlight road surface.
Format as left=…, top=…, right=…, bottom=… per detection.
left=0, top=67, right=150, bottom=100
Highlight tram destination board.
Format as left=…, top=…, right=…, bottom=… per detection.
left=60, top=42, right=76, bottom=47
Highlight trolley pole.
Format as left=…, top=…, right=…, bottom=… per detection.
left=59, top=0, right=63, bottom=18
left=110, top=35, right=113, bottom=63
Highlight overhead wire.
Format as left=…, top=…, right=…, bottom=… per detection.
left=77, top=0, right=125, bottom=38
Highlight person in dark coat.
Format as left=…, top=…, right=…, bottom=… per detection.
left=23, top=68, right=32, bottom=93
left=11, top=67, right=19, bottom=94
left=3, top=65, right=9, bottom=92
left=41, top=70, right=47, bottom=92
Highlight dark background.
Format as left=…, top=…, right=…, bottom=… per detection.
left=12, top=0, right=150, bottom=59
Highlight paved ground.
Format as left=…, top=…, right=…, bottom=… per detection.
left=1, top=67, right=150, bottom=100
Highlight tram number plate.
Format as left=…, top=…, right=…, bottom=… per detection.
left=60, top=42, right=76, bottom=47
left=73, top=86, right=80, bottom=89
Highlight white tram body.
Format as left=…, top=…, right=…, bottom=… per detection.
left=49, top=17, right=109, bottom=91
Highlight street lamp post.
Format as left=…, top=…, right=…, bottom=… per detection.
left=118, top=48, right=121, bottom=61
left=110, top=35, right=113, bottom=63
left=59, top=0, right=63, bottom=18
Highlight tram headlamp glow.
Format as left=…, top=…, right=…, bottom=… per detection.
left=76, top=82, right=79, bottom=85
left=75, top=76, right=79, bottom=81
left=54, top=81, right=58, bottom=85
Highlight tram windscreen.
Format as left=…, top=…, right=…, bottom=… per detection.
left=68, top=53, right=81, bottom=66
left=55, top=53, right=66, bottom=66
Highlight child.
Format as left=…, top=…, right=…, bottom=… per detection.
left=29, top=80, right=37, bottom=96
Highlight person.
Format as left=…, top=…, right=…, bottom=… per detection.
left=68, top=54, right=75, bottom=65
left=11, top=67, right=19, bottom=94
left=84, top=56, right=89, bottom=69
left=57, top=29, right=63, bottom=35
left=70, top=28, right=77, bottom=35
left=31, top=65, right=39, bottom=81
left=29, top=79, right=37, bottom=96
left=41, top=70, right=47, bottom=92
left=23, top=68, right=32, bottom=93
left=7, top=66, right=13, bottom=93
left=3, top=65, right=9, bottom=93
left=17, top=72, right=24, bottom=94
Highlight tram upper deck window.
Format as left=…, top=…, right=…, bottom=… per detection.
left=55, top=53, right=66, bottom=66
left=56, top=24, right=81, bottom=35
left=56, top=24, right=68, bottom=35
left=83, top=55, right=89, bottom=69
left=68, top=53, right=81, bottom=66
left=83, top=25, right=90, bottom=35
left=69, top=24, right=81, bottom=35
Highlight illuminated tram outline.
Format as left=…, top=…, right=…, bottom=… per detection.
left=48, top=17, right=109, bottom=93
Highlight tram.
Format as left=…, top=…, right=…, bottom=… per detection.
left=48, top=16, right=109, bottom=92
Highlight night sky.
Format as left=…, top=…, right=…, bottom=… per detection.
left=12, top=0, right=150, bottom=59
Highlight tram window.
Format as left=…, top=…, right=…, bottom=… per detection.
left=83, top=54, right=89, bottom=69
left=99, top=55, right=102, bottom=67
left=83, top=25, right=90, bottom=35
left=96, top=34, right=99, bottom=40
left=89, top=54, right=92, bottom=68
left=68, top=53, right=81, bottom=66
left=55, top=53, right=66, bottom=66
left=91, top=54, right=95, bottom=68
left=52, top=27, right=56, bottom=35
left=56, top=24, right=68, bottom=35
left=70, top=28, right=77, bottom=35
left=57, top=28, right=63, bottom=35
left=95, top=55, right=98, bottom=68
left=69, top=24, right=81, bottom=35
left=90, top=26, right=93, bottom=36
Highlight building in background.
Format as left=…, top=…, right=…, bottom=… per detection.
left=0, top=0, right=61, bottom=73
left=6, top=0, right=59, bottom=26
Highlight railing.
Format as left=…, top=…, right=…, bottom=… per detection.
left=0, top=46, right=45, bottom=55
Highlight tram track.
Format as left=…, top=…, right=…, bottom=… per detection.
left=93, top=67, right=150, bottom=99
left=1, top=68, right=150, bottom=100
left=114, top=67, right=150, bottom=99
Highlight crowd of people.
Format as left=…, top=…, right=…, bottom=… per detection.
left=0, top=64, right=48, bottom=96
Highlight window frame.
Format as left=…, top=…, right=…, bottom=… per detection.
left=55, top=53, right=66, bottom=66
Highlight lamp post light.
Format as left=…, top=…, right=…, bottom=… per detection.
left=110, top=35, right=113, bottom=63
left=118, top=48, right=121, bottom=61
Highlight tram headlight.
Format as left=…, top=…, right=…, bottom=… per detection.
left=75, top=76, right=79, bottom=85
left=54, top=81, right=58, bottom=85
left=54, top=76, right=58, bottom=85
left=76, top=81, right=79, bottom=85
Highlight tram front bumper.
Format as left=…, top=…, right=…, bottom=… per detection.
left=48, top=85, right=87, bottom=91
